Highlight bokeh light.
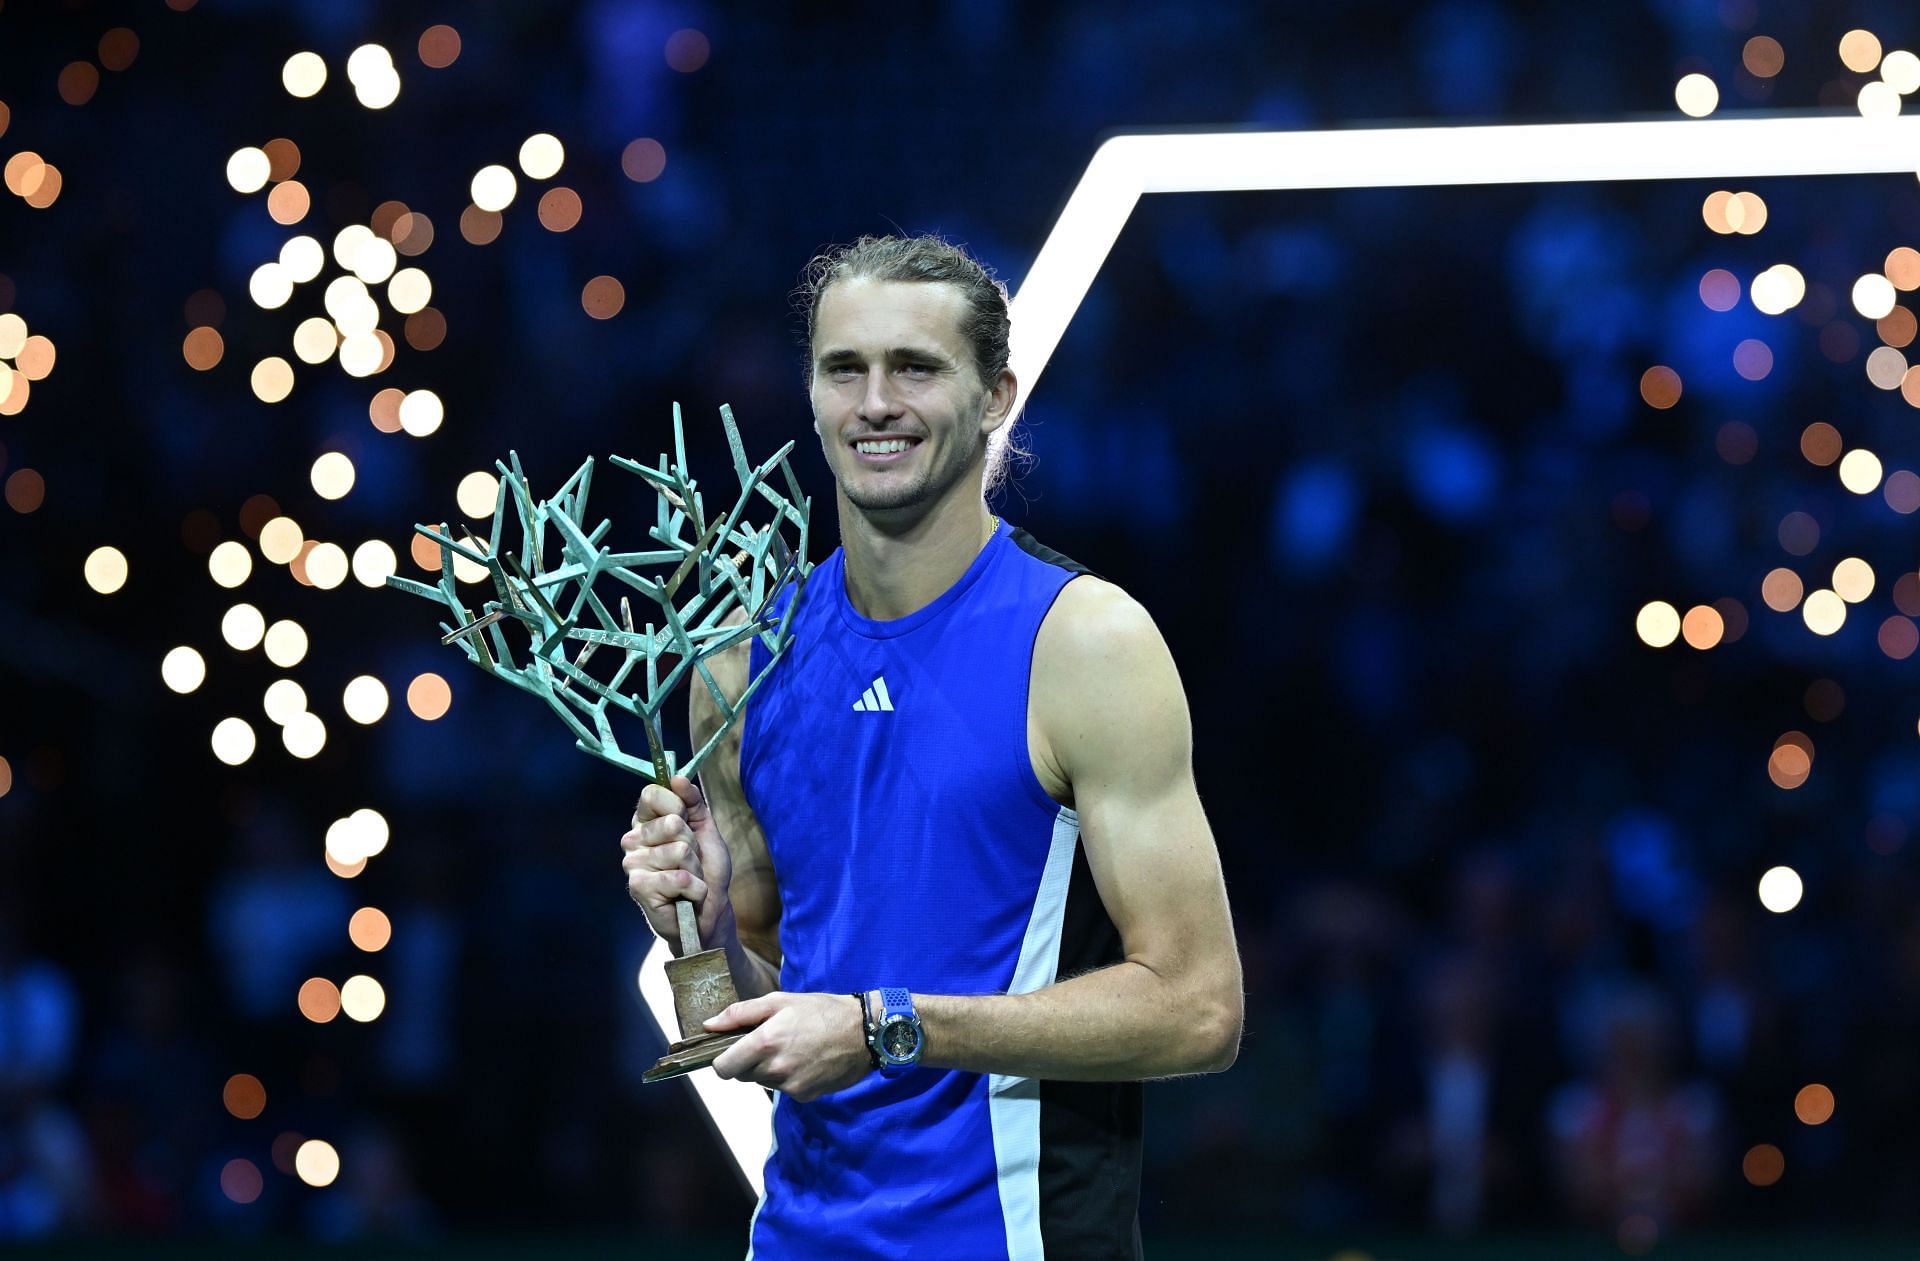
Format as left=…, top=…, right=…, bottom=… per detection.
left=98, top=28, right=139, bottom=72
left=456, top=470, right=500, bottom=517
left=404, top=308, right=447, bottom=351
left=297, top=977, right=339, bottom=1022
left=1866, top=345, right=1908, bottom=389
left=1778, top=511, right=1819, bottom=556
left=296, top=1139, right=341, bottom=1188
left=57, top=62, right=100, bottom=107
left=262, top=679, right=308, bottom=726
left=471, top=165, right=517, bottom=212
left=1879, top=306, right=1916, bottom=348
left=1884, top=50, right=1920, bottom=94
left=1799, top=423, right=1842, bottom=466
left=283, top=51, right=327, bottom=97
left=293, top=316, right=337, bottom=365
left=1857, top=80, right=1901, bottom=118
left=1879, top=616, right=1918, bottom=660
left=1680, top=605, right=1724, bottom=649
left=351, top=541, right=398, bottom=588
left=349, top=43, right=401, bottom=109
left=459, top=205, right=503, bottom=245
left=407, top=672, right=452, bottom=719
left=1795, top=1084, right=1835, bottom=1126
left=250, top=357, right=295, bottom=403
left=1840, top=29, right=1883, bottom=73
left=1833, top=557, right=1876, bottom=602
left=266, top=180, right=309, bottom=225
left=225, top=147, right=270, bottom=194
left=419, top=24, right=462, bottom=68
left=306, top=542, right=349, bottom=589
left=1715, top=422, right=1757, bottom=465
left=621, top=138, right=667, bottom=183
left=264, top=619, right=309, bottom=668
left=1758, top=866, right=1803, bottom=912
left=340, top=975, right=387, bottom=1022
left=280, top=235, right=325, bottom=282
left=222, top=1073, right=266, bottom=1119
left=1699, top=268, right=1740, bottom=311
left=389, top=268, right=432, bottom=314
left=1839, top=449, right=1884, bottom=494
left=519, top=133, right=565, bottom=179
left=666, top=28, right=712, bottom=73
left=1768, top=734, right=1811, bottom=789
left=1638, top=366, right=1681, bottom=408
left=221, top=603, right=266, bottom=651
left=282, top=711, right=326, bottom=759
left=161, top=646, right=207, bottom=693
left=1805, top=678, right=1846, bottom=722
left=310, top=452, right=356, bottom=500
left=583, top=275, right=626, bottom=319
left=537, top=187, right=583, bottom=232
left=1712, top=597, right=1748, bottom=644
left=400, top=389, right=444, bottom=437
left=207, top=540, right=252, bottom=588
left=1743, top=1143, right=1785, bottom=1187
left=1742, top=36, right=1784, bottom=78
left=220, top=1159, right=263, bottom=1205
left=1887, top=247, right=1920, bottom=291
left=211, top=717, right=257, bottom=766
left=343, top=675, right=390, bottom=724
left=1635, top=601, right=1680, bottom=648
left=83, top=546, right=128, bottom=594
left=1750, top=264, right=1805, bottom=315
left=1854, top=273, right=1898, bottom=319
left=349, top=907, right=392, bottom=952
left=1760, top=568, right=1803, bottom=613
left=1732, top=339, right=1773, bottom=381
left=1885, top=470, right=1920, bottom=514
left=5, top=468, right=45, bottom=513
left=259, top=516, right=304, bottom=564
left=183, top=326, right=224, bottom=370
left=1802, top=589, right=1846, bottom=635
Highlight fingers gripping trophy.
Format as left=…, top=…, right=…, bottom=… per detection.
left=386, top=403, right=811, bottom=1082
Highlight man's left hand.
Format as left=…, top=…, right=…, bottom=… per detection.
left=705, top=992, right=870, bottom=1101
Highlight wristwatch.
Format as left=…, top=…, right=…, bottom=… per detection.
left=864, top=987, right=923, bottom=1076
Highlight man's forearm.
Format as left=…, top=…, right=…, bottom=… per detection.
left=718, top=915, right=781, bottom=1000
left=913, top=959, right=1240, bottom=1081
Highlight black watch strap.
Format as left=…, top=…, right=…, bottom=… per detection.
left=853, top=992, right=880, bottom=1068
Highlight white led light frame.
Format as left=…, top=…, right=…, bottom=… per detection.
left=645, top=112, right=1920, bottom=1195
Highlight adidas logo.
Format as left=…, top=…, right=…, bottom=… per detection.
left=852, top=675, right=895, bottom=712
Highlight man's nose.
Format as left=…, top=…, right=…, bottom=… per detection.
left=859, top=370, right=903, bottom=422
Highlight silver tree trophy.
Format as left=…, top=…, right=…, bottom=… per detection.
left=386, top=402, right=811, bottom=1081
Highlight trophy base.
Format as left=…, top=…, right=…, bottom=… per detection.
left=642, top=1030, right=749, bottom=1083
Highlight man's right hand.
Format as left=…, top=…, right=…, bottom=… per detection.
left=621, top=774, right=735, bottom=952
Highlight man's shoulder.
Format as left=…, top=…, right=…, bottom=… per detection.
left=1031, top=574, right=1177, bottom=749
left=1039, top=573, right=1160, bottom=661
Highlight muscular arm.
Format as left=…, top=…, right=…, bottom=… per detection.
left=914, top=578, right=1243, bottom=1080
left=689, top=612, right=784, bottom=999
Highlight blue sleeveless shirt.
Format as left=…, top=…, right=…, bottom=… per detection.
left=739, top=519, right=1143, bottom=1260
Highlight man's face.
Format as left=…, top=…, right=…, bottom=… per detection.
left=808, top=278, right=1008, bottom=517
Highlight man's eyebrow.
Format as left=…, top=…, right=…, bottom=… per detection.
left=814, top=346, right=955, bottom=368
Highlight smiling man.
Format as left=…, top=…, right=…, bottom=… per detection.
left=620, top=234, right=1243, bottom=1260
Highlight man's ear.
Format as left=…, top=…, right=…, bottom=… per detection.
left=981, top=368, right=1018, bottom=437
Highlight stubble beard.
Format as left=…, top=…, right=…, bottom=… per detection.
left=837, top=404, right=988, bottom=515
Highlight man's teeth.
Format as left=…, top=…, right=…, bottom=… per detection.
left=856, top=439, right=913, bottom=453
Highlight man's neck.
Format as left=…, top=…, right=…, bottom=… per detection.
left=837, top=485, right=995, bottom=622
